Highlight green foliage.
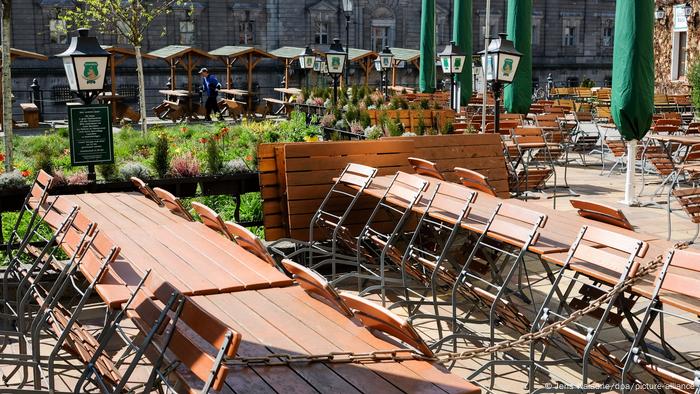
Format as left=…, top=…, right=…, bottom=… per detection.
left=441, top=121, right=454, bottom=135
left=0, top=171, right=28, bottom=189
left=690, top=62, right=700, bottom=116
left=419, top=99, right=430, bottom=110
left=206, top=139, right=223, bottom=175
left=359, top=110, right=371, bottom=128
left=416, top=113, right=426, bottom=136
left=152, top=132, right=170, bottom=178
left=345, top=105, right=360, bottom=123
left=97, top=163, right=119, bottom=181
left=277, top=111, right=320, bottom=142
left=119, top=162, right=151, bottom=180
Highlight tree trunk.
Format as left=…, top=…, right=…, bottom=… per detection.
left=135, top=45, right=148, bottom=134
left=1, top=0, right=12, bottom=172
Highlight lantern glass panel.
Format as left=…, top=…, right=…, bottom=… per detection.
left=326, top=53, right=345, bottom=75
left=303, top=56, right=315, bottom=69
left=497, top=53, right=520, bottom=83
left=453, top=55, right=466, bottom=74
left=440, top=56, right=451, bottom=74
left=62, top=57, right=78, bottom=91
left=72, top=56, right=108, bottom=91
left=381, top=55, right=392, bottom=69
left=482, top=53, right=497, bottom=82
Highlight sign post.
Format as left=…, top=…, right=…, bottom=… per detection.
left=68, top=104, right=114, bottom=181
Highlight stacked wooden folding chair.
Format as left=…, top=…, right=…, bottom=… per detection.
left=454, top=167, right=498, bottom=196
left=327, top=172, right=428, bottom=299
left=191, top=202, right=233, bottom=240
left=266, top=163, right=378, bottom=273
left=153, top=186, right=194, bottom=221
left=130, top=176, right=163, bottom=206
left=569, top=111, right=601, bottom=166
left=569, top=199, right=634, bottom=230
left=509, top=127, right=558, bottom=199
left=408, top=157, right=445, bottom=180
left=621, top=248, right=700, bottom=393
left=524, top=226, right=649, bottom=392
left=431, top=203, right=547, bottom=378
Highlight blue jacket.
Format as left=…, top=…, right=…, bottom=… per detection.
left=202, top=75, right=220, bottom=97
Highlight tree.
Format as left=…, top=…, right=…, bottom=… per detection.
left=63, top=0, right=184, bottom=134
left=1, top=0, right=12, bottom=172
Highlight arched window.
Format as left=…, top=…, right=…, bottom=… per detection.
left=371, top=7, right=395, bottom=52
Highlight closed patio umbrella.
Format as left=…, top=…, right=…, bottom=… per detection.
left=611, top=0, right=654, bottom=205
left=453, top=0, right=472, bottom=103
left=503, top=0, right=532, bottom=114
left=419, top=0, right=436, bottom=93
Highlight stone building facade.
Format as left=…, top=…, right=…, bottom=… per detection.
left=653, top=0, right=699, bottom=94
left=8, top=0, right=616, bottom=119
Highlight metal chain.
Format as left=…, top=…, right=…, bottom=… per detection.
left=226, top=245, right=684, bottom=367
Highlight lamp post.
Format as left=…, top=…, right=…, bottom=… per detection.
left=479, top=33, right=522, bottom=135
left=56, top=28, right=110, bottom=105
left=655, top=6, right=666, bottom=23
left=325, top=38, right=347, bottom=105
left=438, top=41, right=466, bottom=112
left=342, top=0, right=353, bottom=87
left=378, top=46, right=394, bottom=100
left=57, top=28, right=111, bottom=183
left=299, top=46, right=315, bottom=89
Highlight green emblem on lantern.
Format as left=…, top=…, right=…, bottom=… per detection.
left=502, top=58, right=513, bottom=77
left=83, top=61, right=99, bottom=84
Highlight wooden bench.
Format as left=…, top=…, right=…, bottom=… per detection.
left=20, top=103, right=39, bottom=128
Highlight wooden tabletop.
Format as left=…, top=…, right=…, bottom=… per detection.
left=60, top=193, right=293, bottom=307
left=649, top=134, right=700, bottom=145
left=193, top=286, right=480, bottom=394
left=220, top=88, right=249, bottom=96
left=362, top=175, right=657, bottom=255
left=274, top=87, right=302, bottom=95
left=158, top=89, right=195, bottom=97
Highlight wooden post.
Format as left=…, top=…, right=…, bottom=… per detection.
left=186, top=53, right=193, bottom=92
left=391, top=64, right=396, bottom=87
left=110, top=53, right=117, bottom=121
left=247, top=52, right=253, bottom=113
left=226, top=57, right=231, bottom=89
left=284, top=59, right=290, bottom=89
left=170, top=59, right=176, bottom=89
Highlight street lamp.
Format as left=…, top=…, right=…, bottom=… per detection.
left=342, top=0, right=353, bottom=87
left=56, top=28, right=110, bottom=105
left=299, top=45, right=315, bottom=89
left=325, top=38, right=347, bottom=105
left=438, top=41, right=467, bottom=112
left=479, top=33, right=522, bottom=136
left=376, top=46, right=394, bottom=100
left=685, top=1, right=693, bottom=19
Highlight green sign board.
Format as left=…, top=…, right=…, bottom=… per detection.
left=68, top=105, right=114, bottom=166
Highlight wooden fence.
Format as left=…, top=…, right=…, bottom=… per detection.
left=258, top=134, right=509, bottom=241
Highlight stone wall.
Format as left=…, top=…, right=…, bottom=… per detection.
left=654, top=0, right=700, bottom=94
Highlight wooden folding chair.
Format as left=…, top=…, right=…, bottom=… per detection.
left=280, top=259, right=353, bottom=316
left=153, top=186, right=194, bottom=221
left=670, top=187, right=700, bottom=243
left=621, top=248, right=700, bottom=394
left=191, top=202, right=233, bottom=240
left=454, top=167, right=497, bottom=196
left=130, top=176, right=163, bottom=206
left=526, top=225, right=648, bottom=392
left=326, top=172, right=428, bottom=298
left=569, top=199, right=634, bottom=231
left=150, top=295, right=241, bottom=393
left=267, top=163, right=378, bottom=269
left=224, top=221, right=276, bottom=266
left=340, top=293, right=434, bottom=357
left=408, top=157, right=445, bottom=181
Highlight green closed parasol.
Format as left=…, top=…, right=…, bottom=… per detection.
left=503, top=0, right=532, bottom=114
left=453, top=0, right=473, bottom=102
left=419, top=0, right=436, bottom=93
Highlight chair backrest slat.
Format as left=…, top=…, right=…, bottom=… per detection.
left=191, top=202, right=232, bottom=240
left=153, top=187, right=194, bottom=221
left=570, top=199, right=634, bottom=231
left=340, top=292, right=433, bottom=357
left=454, top=167, right=497, bottom=197
left=579, top=225, right=647, bottom=258
left=130, top=177, right=163, bottom=206
left=408, top=157, right=445, bottom=181
left=281, top=259, right=353, bottom=316
left=224, top=221, right=276, bottom=266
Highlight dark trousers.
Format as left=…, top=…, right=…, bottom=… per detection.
left=204, top=95, right=221, bottom=120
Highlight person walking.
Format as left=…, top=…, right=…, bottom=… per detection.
left=199, top=67, right=222, bottom=121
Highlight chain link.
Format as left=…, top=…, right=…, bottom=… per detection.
left=225, top=245, right=684, bottom=367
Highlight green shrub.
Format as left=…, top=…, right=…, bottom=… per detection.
left=0, top=171, right=27, bottom=190
left=689, top=62, right=700, bottom=117
left=206, top=139, right=223, bottom=175
left=119, top=162, right=151, bottom=180
left=419, top=99, right=430, bottom=109
left=152, top=133, right=170, bottom=178
left=97, top=163, right=119, bottom=181
left=359, top=110, right=371, bottom=128
left=441, top=121, right=454, bottom=135
left=416, top=113, right=426, bottom=136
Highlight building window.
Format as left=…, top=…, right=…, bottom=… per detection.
left=602, top=20, right=613, bottom=47
left=179, top=19, right=195, bottom=45
left=563, top=25, right=576, bottom=46
left=50, top=19, right=67, bottom=44
left=371, top=8, right=395, bottom=51
left=672, top=31, right=688, bottom=80
left=315, top=21, right=329, bottom=45
left=238, top=12, right=255, bottom=44
left=532, top=18, right=542, bottom=46
left=479, top=14, right=501, bottom=44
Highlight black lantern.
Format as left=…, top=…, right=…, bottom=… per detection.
left=325, top=38, right=347, bottom=104
left=655, top=6, right=666, bottom=22
left=478, top=33, right=523, bottom=136
left=685, top=1, right=693, bottom=19
left=56, top=28, right=110, bottom=104
left=299, top=45, right=315, bottom=89
left=374, top=46, right=394, bottom=100
left=439, top=41, right=467, bottom=111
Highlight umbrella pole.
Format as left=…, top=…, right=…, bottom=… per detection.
left=622, top=139, right=640, bottom=206
left=481, top=0, right=491, bottom=131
